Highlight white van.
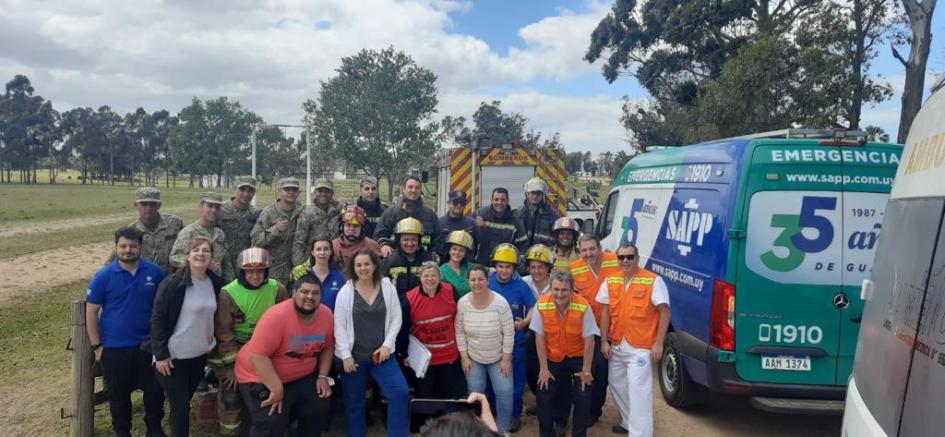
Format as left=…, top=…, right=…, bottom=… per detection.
left=842, top=81, right=945, bottom=436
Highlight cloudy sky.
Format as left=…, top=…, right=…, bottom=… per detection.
left=1, top=0, right=943, bottom=155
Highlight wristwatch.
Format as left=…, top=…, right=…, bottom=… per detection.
left=318, top=375, right=335, bottom=386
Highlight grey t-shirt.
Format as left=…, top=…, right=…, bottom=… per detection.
left=168, top=276, right=217, bottom=360
left=352, top=289, right=386, bottom=362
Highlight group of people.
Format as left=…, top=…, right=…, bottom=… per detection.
left=86, top=174, right=671, bottom=437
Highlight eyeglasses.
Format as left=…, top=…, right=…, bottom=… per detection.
left=617, top=254, right=637, bottom=261
left=451, top=199, right=466, bottom=206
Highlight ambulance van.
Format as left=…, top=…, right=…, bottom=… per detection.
left=597, top=130, right=902, bottom=414
left=842, top=84, right=945, bottom=435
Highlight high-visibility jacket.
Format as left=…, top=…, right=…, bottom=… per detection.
left=406, top=283, right=459, bottom=365
left=605, top=268, right=660, bottom=349
left=536, top=293, right=591, bottom=362
left=570, top=252, right=620, bottom=327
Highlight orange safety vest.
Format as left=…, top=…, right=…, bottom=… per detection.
left=605, top=268, right=660, bottom=349
left=570, top=252, right=621, bottom=327
left=537, top=293, right=591, bottom=362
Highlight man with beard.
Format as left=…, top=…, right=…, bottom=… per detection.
left=209, top=248, right=288, bottom=436
left=513, top=177, right=560, bottom=249
left=474, top=188, right=528, bottom=267
left=355, top=176, right=386, bottom=238
left=169, top=192, right=234, bottom=281
left=332, top=205, right=381, bottom=267
left=251, top=177, right=304, bottom=285
left=293, top=178, right=343, bottom=266
left=107, top=187, right=183, bottom=273
left=87, top=227, right=167, bottom=437
left=235, top=275, right=335, bottom=437
left=374, top=175, right=442, bottom=257
left=551, top=217, right=581, bottom=272
left=217, top=176, right=261, bottom=272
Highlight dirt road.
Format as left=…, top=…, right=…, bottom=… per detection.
left=0, top=241, right=110, bottom=306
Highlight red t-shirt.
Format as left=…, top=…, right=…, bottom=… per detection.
left=235, top=300, right=334, bottom=384
left=406, top=282, right=459, bottom=365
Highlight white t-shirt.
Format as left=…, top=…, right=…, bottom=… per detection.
left=594, top=274, right=669, bottom=350
left=522, top=275, right=551, bottom=300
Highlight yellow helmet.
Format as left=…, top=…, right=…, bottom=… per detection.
left=492, top=243, right=519, bottom=265
left=394, top=217, right=424, bottom=236
left=525, top=244, right=555, bottom=266
left=447, top=230, right=474, bottom=251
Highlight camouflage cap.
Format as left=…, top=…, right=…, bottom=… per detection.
left=313, top=178, right=334, bottom=192
left=135, top=187, right=161, bottom=204
left=236, top=175, right=256, bottom=189
left=200, top=192, right=224, bottom=205
left=360, top=176, right=379, bottom=187
left=279, top=177, right=300, bottom=189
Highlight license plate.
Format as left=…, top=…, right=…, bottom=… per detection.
left=761, top=354, right=811, bottom=371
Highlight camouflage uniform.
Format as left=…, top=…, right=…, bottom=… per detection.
left=106, top=187, right=183, bottom=273
left=169, top=220, right=234, bottom=281
left=251, top=203, right=303, bottom=285
left=218, top=200, right=260, bottom=269
left=292, top=203, right=342, bottom=266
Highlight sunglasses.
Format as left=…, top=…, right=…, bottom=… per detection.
left=451, top=199, right=466, bottom=206
left=617, top=254, right=637, bottom=261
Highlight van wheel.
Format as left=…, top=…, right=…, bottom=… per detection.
left=658, top=332, right=703, bottom=408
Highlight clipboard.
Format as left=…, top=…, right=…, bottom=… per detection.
left=407, top=335, right=433, bottom=378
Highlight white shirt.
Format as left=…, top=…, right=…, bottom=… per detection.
left=522, top=275, right=551, bottom=300
left=595, top=273, right=669, bottom=350
left=529, top=301, right=600, bottom=337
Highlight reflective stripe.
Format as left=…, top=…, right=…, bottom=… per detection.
left=606, top=276, right=624, bottom=284
left=415, top=314, right=453, bottom=325
left=571, top=265, right=589, bottom=275
left=425, top=340, right=456, bottom=349
left=537, top=302, right=556, bottom=311
left=484, top=221, right=517, bottom=231
left=601, top=260, right=620, bottom=268
left=631, top=277, right=654, bottom=285
left=389, top=266, right=408, bottom=274
left=568, top=302, right=588, bottom=312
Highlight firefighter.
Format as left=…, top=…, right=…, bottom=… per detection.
left=531, top=270, right=598, bottom=437
left=597, top=244, right=670, bottom=437
left=475, top=187, right=528, bottom=267
left=355, top=176, right=386, bottom=238
left=374, top=175, right=443, bottom=257
left=570, top=234, right=620, bottom=426
left=332, top=204, right=382, bottom=267
left=438, top=190, right=479, bottom=261
left=520, top=244, right=558, bottom=418
left=552, top=217, right=581, bottom=272
left=488, top=243, right=537, bottom=433
left=209, top=247, right=289, bottom=436
left=514, top=177, right=560, bottom=248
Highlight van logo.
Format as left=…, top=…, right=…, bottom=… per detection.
left=665, top=198, right=713, bottom=256
left=760, top=196, right=837, bottom=272
left=833, top=292, right=850, bottom=309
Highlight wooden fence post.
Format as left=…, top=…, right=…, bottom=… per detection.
left=68, top=299, right=94, bottom=437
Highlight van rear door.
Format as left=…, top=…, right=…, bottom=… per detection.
left=735, top=142, right=899, bottom=386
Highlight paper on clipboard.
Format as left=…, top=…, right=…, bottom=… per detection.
left=407, top=335, right=433, bottom=378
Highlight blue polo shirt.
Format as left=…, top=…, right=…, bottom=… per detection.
left=320, top=267, right=346, bottom=311
left=489, top=272, right=536, bottom=344
left=87, top=260, right=164, bottom=348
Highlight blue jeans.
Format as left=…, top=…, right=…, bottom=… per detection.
left=467, top=358, right=513, bottom=433
left=341, top=357, right=409, bottom=437
left=512, top=338, right=526, bottom=418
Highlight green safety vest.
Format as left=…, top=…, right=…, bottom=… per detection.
left=223, top=278, right=279, bottom=344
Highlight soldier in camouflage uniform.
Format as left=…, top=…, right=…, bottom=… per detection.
left=169, top=192, right=235, bottom=281
left=108, top=187, right=184, bottom=273
left=217, top=176, right=261, bottom=271
left=292, top=178, right=342, bottom=266
left=251, top=177, right=304, bottom=285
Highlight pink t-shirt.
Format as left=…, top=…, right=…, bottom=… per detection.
left=235, top=300, right=334, bottom=384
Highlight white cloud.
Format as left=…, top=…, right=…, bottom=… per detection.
left=0, top=0, right=622, bottom=151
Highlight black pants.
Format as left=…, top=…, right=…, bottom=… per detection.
left=155, top=356, right=206, bottom=437
left=536, top=357, right=591, bottom=437
left=101, top=347, right=165, bottom=435
left=239, top=373, right=330, bottom=437
left=590, top=336, right=608, bottom=419
left=415, top=359, right=462, bottom=399
left=526, top=331, right=538, bottom=395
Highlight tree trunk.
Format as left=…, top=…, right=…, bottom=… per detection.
left=849, top=0, right=866, bottom=129
left=896, top=0, right=937, bottom=143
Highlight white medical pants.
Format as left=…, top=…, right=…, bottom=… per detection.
left=608, top=342, right=653, bottom=437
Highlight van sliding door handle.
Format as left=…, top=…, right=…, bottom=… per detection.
left=850, top=316, right=862, bottom=324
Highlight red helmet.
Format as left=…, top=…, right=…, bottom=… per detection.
left=553, top=216, right=578, bottom=233
left=340, top=205, right=367, bottom=226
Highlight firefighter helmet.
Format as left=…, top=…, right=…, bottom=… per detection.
left=552, top=216, right=579, bottom=233
left=394, top=217, right=424, bottom=236
left=340, top=205, right=367, bottom=226
left=524, top=177, right=548, bottom=194
left=446, top=230, right=474, bottom=251
left=239, top=247, right=270, bottom=270
left=525, top=244, right=555, bottom=266
left=492, top=243, right=519, bottom=265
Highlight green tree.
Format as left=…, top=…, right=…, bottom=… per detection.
left=565, top=151, right=584, bottom=174
left=306, top=47, right=439, bottom=200
left=894, top=0, right=938, bottom=142
left=471, top=100, right=527, bottom=146
left=0, top=75, right=60, bottom=184
left=864, top=125, right=890, bottom=142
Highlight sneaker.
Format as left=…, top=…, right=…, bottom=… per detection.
left=612, top=424, right=629, bottom=434
left=508, top=417, right=521, bottom=433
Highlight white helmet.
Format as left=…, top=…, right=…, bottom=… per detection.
left=524, top=177, right=548, bottom=194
